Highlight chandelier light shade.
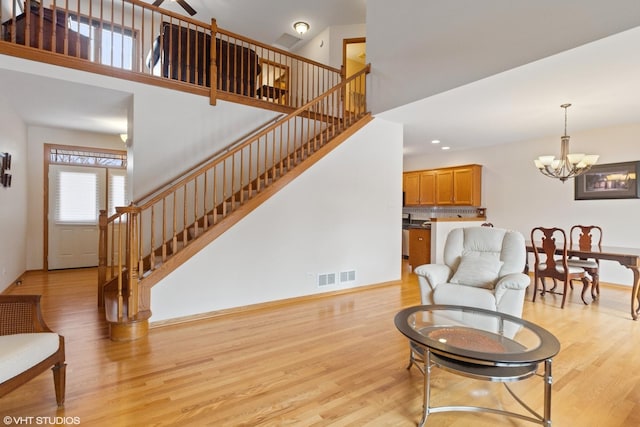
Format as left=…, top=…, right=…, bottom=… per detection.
left=534, top=103, right=599, bottom=182
left=293, top=21, right=309, bottom=35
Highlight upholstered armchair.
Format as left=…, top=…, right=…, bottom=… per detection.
left=0, top=295, right=66, bottom=406
left=414, top=227, right=530, bottom=337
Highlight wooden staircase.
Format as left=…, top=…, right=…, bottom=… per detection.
left=99, top=66, right=371, bottom=340
left=0, top=0, right=372, bottom=341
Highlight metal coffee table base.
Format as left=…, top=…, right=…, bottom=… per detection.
left=411, top=344, right=553, bottom=427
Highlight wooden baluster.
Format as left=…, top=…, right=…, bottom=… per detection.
left=136, top=207, right=143, bottom=279
left=98, top=0, right=104, bottom=64
left=184, top=22, right=191, bottom=83
left=172, top=191, right=178, bottom=253
left=212, top=164, right=218, bottom=224
left=182, top=185, right=188, bottom=244
left=194, top=176, right=199, bottom=234
left=220, top=159, right=226, bottom=215
left=247, top=142, right=253, bottom=199
left=22, top=0, right=33, bottom=48
left=74, top=0, right=80, bottom=58
left=208, top=19, right=222, bottom=105
left=203, top=169, right=209, bottom=228
left=270, top=128, right=276, bottom=181
left=162, top=198, right=167, bottom=260
left=150, top=204, right=155, bottom=270
left=239, top=149, right=245, bottom=204
left=109, top=216, right=115, bottom=278
left=119, top=0, right=125, bottom=66
left=229, top=151, right=235, bottom=211
left=263, top=134, right=268, bottom=187
left=37, top=1, right=44, bottom=51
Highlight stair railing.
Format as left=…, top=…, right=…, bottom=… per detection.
left=98, top=65, right=370, bottom=320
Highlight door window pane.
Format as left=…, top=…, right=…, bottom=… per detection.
left=57, top=171, right=98, bottom=223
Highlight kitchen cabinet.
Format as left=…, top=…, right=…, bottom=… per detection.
left=409, top=228, right=431, bottom=267
left=404, top=164, right=481, bottom=207
left=435, top=165, right=482, bottom=206
left=403, top=170, right=436, bottom=206
left=403, top=172, right=420, bottom=205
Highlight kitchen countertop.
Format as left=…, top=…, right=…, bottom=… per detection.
left=403, top=220, right=431, bottom=230
left=403, top=217, right=487, bottom=230
left=429, top=217, right=487, bottom=222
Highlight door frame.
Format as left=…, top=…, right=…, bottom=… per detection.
left=43, top=143, right=127, bottom=271
left=342, top=37, right=366, bottom=76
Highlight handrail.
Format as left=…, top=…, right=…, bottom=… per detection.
left=217, top=26, right=341, bottom=75
left=0, top=0, right=343, bottom=108
left=98, top=64, right=370, bottom=320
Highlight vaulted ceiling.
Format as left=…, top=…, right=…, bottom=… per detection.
left=1, top=0, right=639, bottom=160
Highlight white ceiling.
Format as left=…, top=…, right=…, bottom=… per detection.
left=155, top=0, right=366, bottom=49
left=1, top=0, right=639, bottom=159
left=379, top=25, right=640, bottom=158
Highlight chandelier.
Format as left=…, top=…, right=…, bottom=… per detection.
left=534, top=103, right=599, bottom=182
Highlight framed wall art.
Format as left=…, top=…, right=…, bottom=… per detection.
left=574, top=161, right=640, bottom=200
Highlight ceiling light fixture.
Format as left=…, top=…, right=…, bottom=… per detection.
left=293, top=21, right=309, bottom=35
left=431, top=140, right=440, bottom=144
left=534, top=103, right=599, bottom=183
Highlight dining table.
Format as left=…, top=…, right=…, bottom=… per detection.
left=526, top=242, right=640, bottom=320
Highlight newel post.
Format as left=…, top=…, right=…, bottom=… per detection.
left=210, top=18, right=218, bottom=106
left=117, top=203, right=142, bottom=319
left=98, top=209, right=108, bottom=307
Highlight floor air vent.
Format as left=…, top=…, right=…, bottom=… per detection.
left=318, top=273, right=336, bottom=287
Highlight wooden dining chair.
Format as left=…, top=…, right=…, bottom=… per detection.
left=568, top=225, right=603, bottom=299
left=530, top=227, right=590, bottom=308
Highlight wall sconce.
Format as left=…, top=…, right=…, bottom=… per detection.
left=1, top=152, right=12, bottom=188
left=120, top=134, right=128, bottom=144
left=293, top=21, right=309, bottom=35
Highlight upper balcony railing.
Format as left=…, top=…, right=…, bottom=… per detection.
left=0, top=0, right=343, bottom=109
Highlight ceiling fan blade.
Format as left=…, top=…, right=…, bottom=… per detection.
left=152, top=0, right=164, bottom=6
left=177, top=0, right=197, bottom=16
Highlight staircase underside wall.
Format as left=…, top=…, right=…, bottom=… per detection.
left=150, top=118, right=403, bottom=323
left=131, top=88, right=279, bottom=199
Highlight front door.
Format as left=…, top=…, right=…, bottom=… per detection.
left=48, top=164, right=105, bottom=270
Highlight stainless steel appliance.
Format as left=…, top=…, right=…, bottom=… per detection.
left=402, top=213, right=411, bottom=258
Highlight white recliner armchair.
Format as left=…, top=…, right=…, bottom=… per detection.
left=414, top=226, right=530, bottom=336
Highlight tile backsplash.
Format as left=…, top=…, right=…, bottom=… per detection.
left=402, top=206, right=483, bottom=221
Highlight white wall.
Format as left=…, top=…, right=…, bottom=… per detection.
left=0, top=55, right=279, bottom=200
left=404, top=123, right=640, bottom=285
left=150, top=118, right=403, bottom=322
left=129, top=88, right=278, bottom=198
left=295, top=24, right=366, bottom=69
left=0, top=94, right=27, bottom=291
left=25, top=127, right=123, bottom=270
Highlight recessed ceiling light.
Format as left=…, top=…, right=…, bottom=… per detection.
left=431, top=140, right=440, bottom=144
left=441, top=146, right=450, bottom=150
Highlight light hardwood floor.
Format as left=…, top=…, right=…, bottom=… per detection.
left=1, top=262, right=640, bottom=426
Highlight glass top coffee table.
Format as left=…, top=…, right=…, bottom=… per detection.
left=394, top=305, right=560, bottom=426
